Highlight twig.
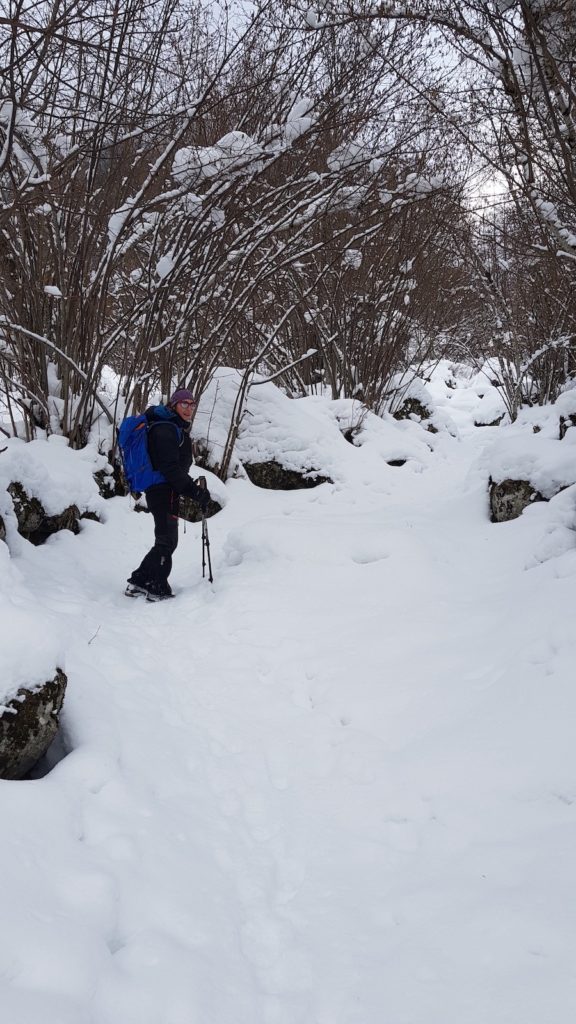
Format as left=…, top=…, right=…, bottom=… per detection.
left=88, top=625, right=101, bottom=645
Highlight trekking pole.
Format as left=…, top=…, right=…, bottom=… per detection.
left=197, top=476, right=214, bottom=583
left=202, top=515, right=214, bottom=582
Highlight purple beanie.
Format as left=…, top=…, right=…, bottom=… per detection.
left=169, top=388, right=196, bottom=407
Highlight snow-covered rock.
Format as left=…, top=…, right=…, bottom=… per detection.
left=179, top=492, right=222, bottom=522
left=0, top=669, right=67, bottom=780
left=8, top=482, right=97, bottom=545
left=489, top=478, right=544, bottom=522
left=0, top=436, right=106, bottom=550
left=243, top=461, right=331, bottom=490
left=390, top=373, right=459, bottom=436
left=486, top=432, right=576, bottom=501
left=192, top=369, right=442, bottom=482
left=475, top=386, right=576, bottom=519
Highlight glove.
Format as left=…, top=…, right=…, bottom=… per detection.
left=195, top=477, right=210, bottom=511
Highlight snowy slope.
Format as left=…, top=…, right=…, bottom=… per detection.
left=1, top=368, right=576, bottom=1024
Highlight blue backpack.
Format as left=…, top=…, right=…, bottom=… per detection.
left=118, top=407, right=182, bottom=492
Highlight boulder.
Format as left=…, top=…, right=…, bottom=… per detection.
left=8, top=482, right=45, bottom=538
left=342, top=426, right=362, bottom=446
left=243, top=460, right=332, bottom=490
left=393, top=398, right=438, bottom=434
left=179, top=495, right=222, bottom=523
left=94, top=464, right=124, bottom=498
left=393, top=397, right=431, bottom=422
left=0, top=669, right=67, bottom=780
left=7, top=482, right=100, bottom=544
left=0, top=512, right=5, bottom=543
left=489, top=478, right=545, bottom=523
left=559, top=414, right=576, bottom=440
left=474, top=413, right=505, bottom=427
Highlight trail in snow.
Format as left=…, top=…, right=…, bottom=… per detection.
left=2, top=380, right=576, bottom=1024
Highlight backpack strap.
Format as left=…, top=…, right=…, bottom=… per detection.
left=147, top=404, right=184, bottom=443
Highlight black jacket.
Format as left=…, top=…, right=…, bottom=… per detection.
left=146, top=409, right=203, bottom=501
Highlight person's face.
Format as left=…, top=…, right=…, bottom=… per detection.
left=176, top=400, right=196, bottom=423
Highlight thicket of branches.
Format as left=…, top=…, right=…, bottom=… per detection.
left=1, top=0, right=575, bottom=463
left=307, top=0, right=576, bottom=417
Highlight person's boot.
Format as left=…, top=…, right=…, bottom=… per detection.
left=145, top=581, right=174, bottom=602
left=125, top=577, right=148, bottom=598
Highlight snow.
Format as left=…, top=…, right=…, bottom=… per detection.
left=107, top=201, right=135, bottom=243
left=2, top=365, right=576, bottom=1022
left=485, top=431, right=576, bottom=498
left=191, top=368, right=439, bottom=478
left=0, top=436, right=107, bottom=522
left=155, top=252, right=175, bottom=280
left=327, top=140, right=367, bottom=172
left=173, top=131, right=264, bottom=186
left=283, top=98, right=315, bottom=145
left=341, top=248, right=362, bottom=269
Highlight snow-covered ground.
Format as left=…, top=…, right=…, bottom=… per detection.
left=2, top=367, right=576, bottom=1023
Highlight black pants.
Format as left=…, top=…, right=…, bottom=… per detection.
left=131, top=485, right=179, bottom=588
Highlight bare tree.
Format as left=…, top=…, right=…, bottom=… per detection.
left=1, top=0, right=454, bottom=460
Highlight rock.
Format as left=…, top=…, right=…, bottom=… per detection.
left=342, top=427, right=360, bottom=446
left=489, top=478, right=545, bottom=523
left=8, top=482, right=44, bottom=538
left=0, top=669, right=67, bottom=780
left=179, top=495, right=222, bottom=523
left=0, top=512, right=5, bottom=543
left=7, top=482, right=100, bottom=544
left=559, top=414, right=576, bottom=440
left=243, top=460, right=332, bottom=490
left=393, top=397, right=438, bottom=433
left=475, top=413, right=505, bottom=427
left=387, top=459, right=407, bottom=467
left=94, top=464, right=123, bottom=498
left=393, top=397, right=431, bottom=422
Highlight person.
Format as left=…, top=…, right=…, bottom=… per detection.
left=125, top=389, right=210, bottom=600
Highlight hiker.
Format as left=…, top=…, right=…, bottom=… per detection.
left=125, top=389, right=210, bottom=600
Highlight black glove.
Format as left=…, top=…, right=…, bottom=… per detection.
left=195, top=477, right=210, bottom=511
